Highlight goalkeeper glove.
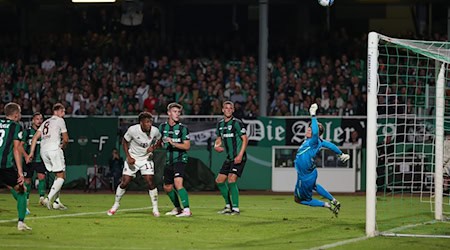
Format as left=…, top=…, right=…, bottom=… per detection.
left=309, top=103, right=318, bottom=116
left=339, top=153, right=350, bottom=163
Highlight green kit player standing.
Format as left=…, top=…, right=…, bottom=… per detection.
left=0, top=102, right=31, bottom=231
left=21, top=112, right=47, bottom=208
left=159, top=102, right=192, bottom=217
left=214, top=101, right=248, bottom=215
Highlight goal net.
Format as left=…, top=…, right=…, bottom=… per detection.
left=366, top=32, right=450, bottom=238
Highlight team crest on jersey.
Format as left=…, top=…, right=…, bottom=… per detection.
left=227, top=125, right=232, bottom=130
left=175, top=130, right=180, bottom=135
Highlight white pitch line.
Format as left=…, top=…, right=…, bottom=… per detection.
left=306, top=236, right=370, bottom=250
left=0, top=204, right=296, bottom=224
left=0, top=244, right=152, bottom=250
left=0, top=206, right=154, bottom=223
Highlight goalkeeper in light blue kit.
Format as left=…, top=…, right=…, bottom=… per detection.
left=294, top=103, right=350, bottom=217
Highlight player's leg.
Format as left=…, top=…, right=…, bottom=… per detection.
left=314, top=183, right=334, bottom=201
left=142, top=161, right=159, bottom=216
left=227, top=160, right=246, bottom=215
left=163, top=165, right=181, bottom=215
left=314, top=183, right=339, bottom=206
left=142, top=161, right=159, bottom=217
left=108, top=161, right=135, bottom=216
left=294, top=174, right=326, bottom=207
left=216, top=161, right=231, bottom=213
left=23, top=164, right=32, bottom=214
left=46, top=171, right=65, bottom=209
left=1, top=168, right=31, bottom=231
left=41, top=150, right=64, bottom=209
left=36, top=163, right=47, bottom=204
left=174, top=163, right=191, bottom=217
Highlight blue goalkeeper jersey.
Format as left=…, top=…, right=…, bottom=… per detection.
left=294, top=116, right=343, bottom=177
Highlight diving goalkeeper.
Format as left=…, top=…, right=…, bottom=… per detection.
left=293, top=103, right=350, bottom=217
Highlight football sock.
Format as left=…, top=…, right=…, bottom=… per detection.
left=148, top=188, right=158, bottom=211
left=113, top=186, right=126, bottom=210
left=177, top=188, right=190, bottom=208
left=300, top=199, right=325, bottom=207
left=315, top=184, right=334, bottom=201
left=17, top=192, right=27, bottom=221
left=217, top=182, right=231, bottom=205
left=167, top=189, right=180, bottom=208
left=229, top=182, right=239, bottom=208
left=48, top=178, right=64, bottom=202
left=10, top=188, right=18, bottom=200
left=24, top=182, right=31, bottom=199
left=38, top=179, right=46, bottom=197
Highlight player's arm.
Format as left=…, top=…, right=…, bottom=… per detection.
left=234, top=120, right=248, bottom=163
left=168, top=126, right=190, bottom=151
left=13, top=139, right=24, bottom=185
left=29, top=130, right=42, bottom=160
left=168, top=138, right=190, bottom=150
left=20, top=140, right=29, bottom=160
left=309, top=104, right=320, bottom=145
left=214, top=137, right=224, bottom=153
left=20, top=130, right=29, bottom=159
left=61, top=132, right=69, bottom=149
left=235, top=134, right=248, bottom=164
left=321, top=140, right=350, bottom=163
left=147, top=130, right=162, bottom=153
left=60, top=119, right=69, bottom=149
left=122, top=137, right=135, bottom=165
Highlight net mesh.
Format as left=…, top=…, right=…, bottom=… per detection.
left=375, top=36, right=450, bottom=235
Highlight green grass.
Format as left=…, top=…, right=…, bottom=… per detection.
left=0, top=192, right=448, bottom=249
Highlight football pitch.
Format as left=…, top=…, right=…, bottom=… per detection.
left=0, top=192, right=448, bottom=250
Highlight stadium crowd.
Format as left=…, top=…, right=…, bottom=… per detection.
left=0, top=8, right=447, bottom=118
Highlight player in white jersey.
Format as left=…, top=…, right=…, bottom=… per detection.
left=28, top=103, right=69, bottom=210
left=107, top=112, right=162, bottom=217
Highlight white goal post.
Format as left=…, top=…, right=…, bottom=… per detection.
left=366, top=32, right=449, bottom=238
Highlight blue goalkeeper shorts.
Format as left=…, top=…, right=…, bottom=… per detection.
left=294, top=169, right=318, bottom=202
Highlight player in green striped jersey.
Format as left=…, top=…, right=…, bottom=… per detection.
left=214, top=101, right=248, bottom=215
left=0, top=102, right=32, bottom=231
left=21, top=112, right=47, bottom=208
left=159, top=103, right=192, bottom=217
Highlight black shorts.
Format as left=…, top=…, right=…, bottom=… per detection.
left=163, top=162, right=186, bottom=185
left=219, top=159, right=246, bottom=177
left=0, top=168, right=19, bottom=187
left=24, top=162, right=47, bottom=178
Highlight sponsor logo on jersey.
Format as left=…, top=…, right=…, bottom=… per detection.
left=223, top=133, right=234, bottom=138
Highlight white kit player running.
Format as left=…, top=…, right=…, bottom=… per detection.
left=107, top=112, right=162, bottom=217
left=28, top=103, right=69, bottom=210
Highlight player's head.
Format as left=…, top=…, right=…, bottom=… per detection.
left=4, top=102, right=21, bottom=122
left=53, top=103, right=66, bottom=118
left=306, top=122, right=324, bottom=138
left=138, top=112, right=153, bottom=132
left=222, top=101, right=234, bottom=118
left=167, top=102, right=182, bottom=123
left=32, top=112, right=44, bottom=128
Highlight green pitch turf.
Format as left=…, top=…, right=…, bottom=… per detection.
left=0, top=192, right=448, bottom=249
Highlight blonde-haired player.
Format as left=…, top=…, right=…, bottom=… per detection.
left=28, top=103, right=69, bottom=210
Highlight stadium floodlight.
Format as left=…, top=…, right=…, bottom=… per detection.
left=366, top=32, right=450, bottom=239
left=72, top=0, right=116, bottom=3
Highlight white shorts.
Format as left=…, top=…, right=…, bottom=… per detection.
left=41, top=149, right=66, bottom=173
left=123, top=160, right=155, bottom=177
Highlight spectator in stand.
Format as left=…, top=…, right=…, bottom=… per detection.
left=143, top=89, right=158, bottom=113
left=41, top=55, right=56, bottom=75
left=135, top=80, right=149, bottom=109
